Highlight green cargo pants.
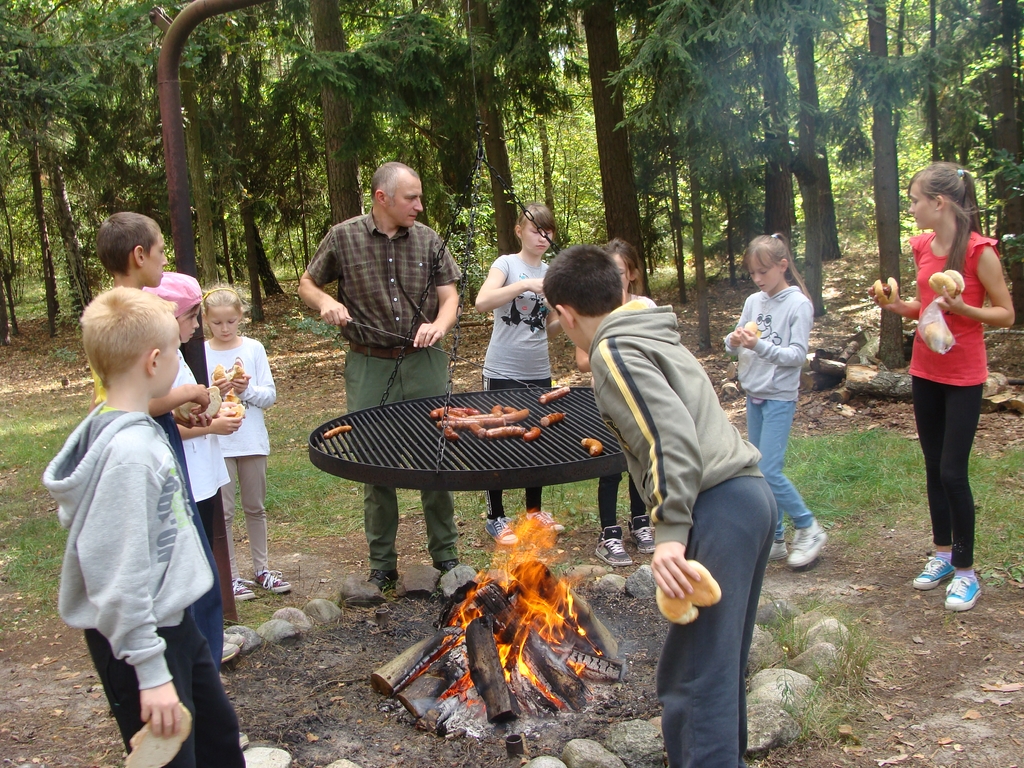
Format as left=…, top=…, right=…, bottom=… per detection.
left=344, top=346, right=458, bottom=571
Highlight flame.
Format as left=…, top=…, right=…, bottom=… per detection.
left=437, top=516, right=600, bottom=708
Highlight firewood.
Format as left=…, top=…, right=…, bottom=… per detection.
left=810, top=356, right=847, bottom=378
left=829, top=387, right=853, bottom=404
left=466, top=617, right=520, bottom=722
left=567, top=649, right=624, bottom=682
left=396, top=674, right=449, bottom=719
left=523, top=630, right=588, bottom=710
left=981, top=391, right=1016, bottom=414
left=418, top=695, right=461, bottom=735
left=845, top=364, right=913, bottom=401
left=568, top=590, right=619, bottom=659
left=370, top=627, right=462, bottom=696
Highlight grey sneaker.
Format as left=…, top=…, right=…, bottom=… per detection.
left=596, top=526, right=633, bottom=567
left=628, top=515, right=655, bottom=555
left=769, top=540, right=788, bottom=561
left=787, top=520, right=827, bottom=569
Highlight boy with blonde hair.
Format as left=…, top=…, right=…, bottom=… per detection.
left=44, top=288, right=244, bottom=766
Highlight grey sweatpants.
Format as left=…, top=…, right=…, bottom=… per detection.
left=657, top=474, right=776, bottom=768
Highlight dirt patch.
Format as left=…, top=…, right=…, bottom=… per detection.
left=2, top=262, right=1024, bottom=767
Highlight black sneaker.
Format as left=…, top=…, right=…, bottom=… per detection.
left=433, top=559, right=459, bottom=574
left=367, top=569, right=399, bottom=591
left=595, top=526, right=633, bottom=567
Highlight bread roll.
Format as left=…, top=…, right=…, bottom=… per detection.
left=921, top=322, right=954, bottom=353
left=173, top=386, right=221, bottom=421
left=126, top=703, right=192, bottom=768
left=743, top=321, right=761, bottom=339
left=928, top=269, right=964, bottom=298
left=655, top=560, right=722, bottom=625
left=873, top=277, right=898, bottom=306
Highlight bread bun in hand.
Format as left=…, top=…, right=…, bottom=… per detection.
left=655, top=560, right=722, bottom=625
left=126, top=703, right=192, bottom=768
left=873, top=277, right=898, bottom=306
left=928, top=269, right=964, bottom=298
left=743, top=321, right=761, bottom=339
left=173, top=386, right=221, bottom=421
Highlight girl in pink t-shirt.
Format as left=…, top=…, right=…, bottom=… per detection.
left=870, top=162, right=1014, bottom=612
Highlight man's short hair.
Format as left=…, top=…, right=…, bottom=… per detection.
left=96, top=213, right=162, bottom=275
left=82, top=288, right=179, bottom=386
left=371, top=162, right=419, bottom=199
left=544, top=244, right=623, bottom=317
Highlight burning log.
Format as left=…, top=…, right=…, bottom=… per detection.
left=466, top=617, right=520, bottom=722
left=417, top=695, right=461, bottom=734
left=397, top=674, right=450, bottom=719
left=567, top=649, right=624, bottom=682
left=569, top=590, right=619, bottom=659
left=370, top=627, right=463, bottom=696
left=523, top=630, right=588, bottom=710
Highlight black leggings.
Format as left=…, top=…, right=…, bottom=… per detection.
left=483, top=375, right=551, bottom=519
left=597, top=473, right=646, bottom=529
left=912, top=376, right=983, bottom=569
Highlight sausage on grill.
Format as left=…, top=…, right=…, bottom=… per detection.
left=581, top=438, right=604, bottom=456
left=523, top=427, right=542, bottom=441
left=484, top=426, right=528, bottom=439
left=538, top=386, right=571, bottom=405
left=539, top=412, right=564, bottom=427
left=323, top=425, right=352, bottom=439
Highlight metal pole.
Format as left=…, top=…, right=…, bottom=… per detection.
left=151, top=0, right=272, bottom=622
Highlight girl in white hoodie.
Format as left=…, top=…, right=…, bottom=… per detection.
left=725, top=234, right=826, bottom=570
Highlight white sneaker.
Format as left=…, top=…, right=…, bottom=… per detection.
left=787, top=521, right=826, bottom=569
left=526, top=509, right=564, bottom=533
left=255, top=569, right=291, bottom=594
left=232, top=578, right=256, bottom=601
left=769, top=540, right=788, bottom=561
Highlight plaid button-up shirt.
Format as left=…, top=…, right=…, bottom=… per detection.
left=306, top=213, right=460, bottom=349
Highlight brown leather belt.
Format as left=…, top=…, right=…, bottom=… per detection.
left=349, top=341, right=423, bottom=359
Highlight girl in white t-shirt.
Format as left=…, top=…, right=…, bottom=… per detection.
left=202, top=285, right=288, bottom=600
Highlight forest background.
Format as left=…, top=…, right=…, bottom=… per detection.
left=0, top=0, right=1022, bottom=362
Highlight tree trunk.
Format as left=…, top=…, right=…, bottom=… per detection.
left=668, top=141, right=687, bottom=303
left=755, top=39, right=794, bottom=241
left=817, top=153, right=842, bottom=262
left=47, top=158, right=91, bottom=315
left=29, top=142, right=58, bottom=336
left=868, top=0, right=905, bottom=368
left=538, top=117, right=556, bottom=214
left=793, top=25, right=825, bottom=317
left=254, top=225, right=283, bottom=297
left=926, top=0, right=940, bottom=160
left=230, top=62, right=264, bottom=322
left=689, top=160, right=711, bottom=351
left=984, top=0, right=1024, bottom=316
left=310, top=0, right=363, bottom=224
left=292, top=112, right=311, bottom=268
left=0, top=237, right=9, bottom=344
left=726, top=196, right=736, bottom=287
left=583, top=0, right=648, bottom=290
left=0, top=180, right=17, bottom=335
left=218, top=200, right=233, bottom=284
left=469, top=0, right=518, bottom=256
left=182, top=71, right=220, bottom=286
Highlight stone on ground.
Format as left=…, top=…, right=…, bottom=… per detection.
left=439, top=565, right=477, bottom=598
left=791, top=610, right=828, bottom=634
left=564, top=565, right=611, bottom=582
left=604, top=718, right=664, bottom=768
left=272, top=607, right=313, bottom=632
left=227, top=625, right=262, bottom=655
left=805, top=617, right=849, bottom=647
left=244, top=746, right=292, bottom=768
left=624, top=565, right=656, bottom=599
left=756, top=598, right=801, bottom=627
left=324, top=761, right=364, bottom=768
left=790, top=641, right=839, bottom=680
left=744, top=703, right=801, bottom=755
left=339, top=573, right=385, bottom=607
left=256, top=619, right=301, bottom=646
left=562, top=738, right=627, bottom=768
left=396, top=564, right=440, bottom=598
left=524, top=758, right=568, bottom=768
left=747, top=625, right=784, bottom=676
left=305, top=598, right=343, bottom=623
left=746, top=668, right=815, bottom=710
left=592, top=574, right=627, bottom=595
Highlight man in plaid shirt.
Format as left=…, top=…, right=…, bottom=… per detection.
left=299, top=162, right=461, bottom=591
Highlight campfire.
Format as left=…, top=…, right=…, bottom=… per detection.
left=370, top=519, right=624, bottom=735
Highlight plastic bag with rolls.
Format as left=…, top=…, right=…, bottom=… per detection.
left=918, top=299, right=955, bottom=354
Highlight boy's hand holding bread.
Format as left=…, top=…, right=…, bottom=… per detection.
left=651, top=541, right=722, bottom=625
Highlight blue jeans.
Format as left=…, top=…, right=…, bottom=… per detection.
left=746, top=398, right=814, bottom=539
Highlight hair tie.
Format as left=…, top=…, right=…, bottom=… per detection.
left=957, top=168, right=965, bottom=178
left=770, top=233, right=781, bottom=240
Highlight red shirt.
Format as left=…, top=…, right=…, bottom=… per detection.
left=908, top=231, right=997, bottom=386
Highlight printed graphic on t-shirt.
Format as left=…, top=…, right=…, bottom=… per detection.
left=754, top=312, right=782, bottom=346
left=501, top=274, right=548, bottom=333
left=154, top=467, right=189, bottom=564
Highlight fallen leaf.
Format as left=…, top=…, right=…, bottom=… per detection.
left=305, top=733, right=318, bottom=742
left=937, top=737, right=953, bottom=745
left=953, top=744, right=964, bottom=752
left=981, top=682, right=1022, bottom=692
left=912, top=636, right=924, bottom=644
left=838, top=724, right=854, bottom=738
left=962, top=710, right=982, bottom=720
left=876, top=755, right=910, bottom=766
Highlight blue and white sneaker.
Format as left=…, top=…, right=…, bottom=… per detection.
left=912, top=557, right=955, bottom=590
left=944, top=576, right=980, bottom=611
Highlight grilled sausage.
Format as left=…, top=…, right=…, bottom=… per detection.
left=491, top=405, right=504, bottom=416
left=503, top=408, right=530, bottom=424
left=440, top=416, right=507, bottom=429
left=323, top=424, right=352, bottom=439
left=539, top=412, right=565, bottom=427
left=429, top=406, right=475, bottom=420
left=484, top=426, right=528, bottom=439
left=581, top=438, right=604, bottom=456
left=443, top=426, right=459, bottom=441
left=468, top=423, right=488, bottom=438
left=538, top=386, right=571, bottom=404
left=501, top=406, right=517, bottom=414
left=523, top=427, right=542, bottom=442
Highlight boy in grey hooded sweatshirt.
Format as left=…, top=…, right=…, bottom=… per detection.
left=43, top=288, right=243, bottom=767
